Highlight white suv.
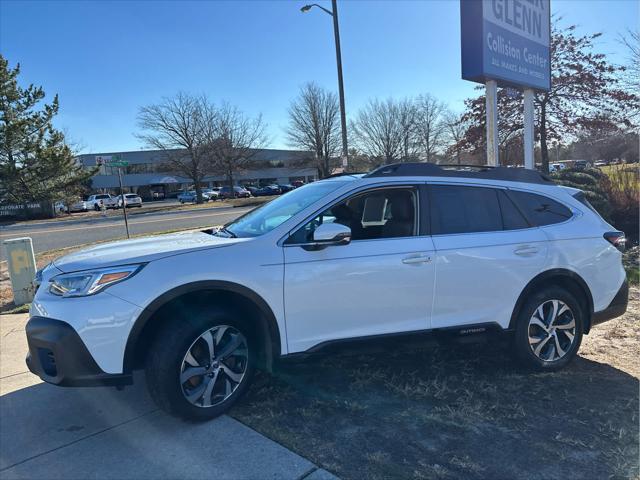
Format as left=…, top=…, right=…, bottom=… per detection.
left=27, top=163, right=628, bottom=420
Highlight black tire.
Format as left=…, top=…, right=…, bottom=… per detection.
left=514, top=287, right=584, bottom=371
left=145, top=306, right=255, bottom=421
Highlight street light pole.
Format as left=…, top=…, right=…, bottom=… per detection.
left=301, top=1, right=349, bottom=170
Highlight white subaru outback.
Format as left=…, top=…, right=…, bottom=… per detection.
left=27, top=163, right=628, bottom=420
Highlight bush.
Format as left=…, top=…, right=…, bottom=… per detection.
left=552, top=168, right=612, bottom=221
left=601, top=164, right=639, bottom=244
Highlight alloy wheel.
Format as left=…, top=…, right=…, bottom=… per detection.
left=179, top=325, right=248, bottom=408
left=528, top=299, right=576, bottom=362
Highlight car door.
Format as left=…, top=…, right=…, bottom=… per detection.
left=428, top=183, right=548, bottom=330
left=282, top=184, right=436, bottom=353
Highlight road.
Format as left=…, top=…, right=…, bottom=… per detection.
left=0, top=205, right=250, bottom=256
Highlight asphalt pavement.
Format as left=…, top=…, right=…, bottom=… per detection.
left=0, top=313, right=338, bottom=480
left=0, top=205, right=251, bottom=256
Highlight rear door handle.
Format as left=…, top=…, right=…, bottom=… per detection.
left=514, top=245, right=539, bottom=256
left=402, top=254, right=432, bottom=265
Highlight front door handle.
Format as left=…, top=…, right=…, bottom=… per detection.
left=402, top=254, right=432, bottom=265
left=514, top=245, right=539, bottom=256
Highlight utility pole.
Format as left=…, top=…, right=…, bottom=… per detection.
left=301, top=1, right=349, bottom=170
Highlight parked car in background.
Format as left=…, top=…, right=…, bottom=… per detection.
left=574, top=160, right=590, bottom=170
left=202, top=189, right=219, bottom=201
left=151, top=191, right=165, bottom=200
left=291, top=180, right=305, bottom=188
left=219, top=186, right=251, bottom=199
left=123, top=193, right=143, bottom=208
left=68, top=198, right=90, bottom=213
left=549, top=163, right=566, bottom=173
left=177, top=191, right=198, bottom=203
left=54, top=201, right=67, bottom=214
left=243, top=186, right=259, bottom=196
left=278, top=184, right=295, bottom=193
left=255, top=185, right=281, bottom=196
left=87, top=194, right=118, bottom=211
left=594, top=161, right=608, bottom=167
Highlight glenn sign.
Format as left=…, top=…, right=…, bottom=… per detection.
left=461, top=0, right=551, bottom=91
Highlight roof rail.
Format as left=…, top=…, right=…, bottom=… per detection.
left=364, top=162, right=553, bottom=185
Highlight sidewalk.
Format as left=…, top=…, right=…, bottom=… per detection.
left=0, top=314, right=337, bottom=480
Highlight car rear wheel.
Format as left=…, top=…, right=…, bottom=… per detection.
left=145, top=307, right=255, bottom=420
left=514, top=287, right=583, bottom=371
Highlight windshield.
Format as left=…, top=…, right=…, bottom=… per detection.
left=223, top=180, right=349, bottom=238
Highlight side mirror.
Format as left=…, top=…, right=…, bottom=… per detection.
left=305, top=223, right=351, bottom=250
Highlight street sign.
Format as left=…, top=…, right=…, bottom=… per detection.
left=96, top=155, right=127, bottom=167
left=460, top=0, right=551, bottom=91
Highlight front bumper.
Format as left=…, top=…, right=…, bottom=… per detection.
left=591, top=279, right=629, bottom=327
left=25, top=316, right=133, bottom=387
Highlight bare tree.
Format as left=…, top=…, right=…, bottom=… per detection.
left=620, top=30, right=640, bottom=94
left=350, top=98, right=404, bottom=164
left=209, top=102, right=268, bottom=190
left=137, top=92, right=216, bottom=203
left=443, top=111, right=469, bottom=166
left=286, top=83, right=340, bottom=178
left=414, top=94, right=447, bottom=163
left=398, top=98, right=419, bottom=161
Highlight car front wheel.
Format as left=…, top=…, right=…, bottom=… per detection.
left=145, top=308, right=255, bottom=420
left=514, top=287, right=583, bottom=371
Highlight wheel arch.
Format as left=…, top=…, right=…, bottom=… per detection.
left=123, top=281, right=282, bottom=374
left=509, top=269, right=595, bottom=333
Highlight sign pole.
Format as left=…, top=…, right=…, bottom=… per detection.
left=117, top=167, right=130, bottom=239
left=485, top=80, right=499, bottom=166
left=523, top=89, right=535, bottom=169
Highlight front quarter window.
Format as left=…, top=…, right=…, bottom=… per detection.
left=222, top=180, right=348, bottom=238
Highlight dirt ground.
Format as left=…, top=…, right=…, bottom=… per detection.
left=232, top=287, right=640, bottom=480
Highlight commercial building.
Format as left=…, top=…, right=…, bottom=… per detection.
left=77, top=148, right=318, bottom=199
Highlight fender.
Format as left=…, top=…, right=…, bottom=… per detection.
left=509, top=268, right=595, bottom=331
left=122, top=280, right=282, bottom=373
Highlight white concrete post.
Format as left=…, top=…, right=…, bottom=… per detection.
left=3, top=237, right=37, bottom=305
left=523, top=88, right=535, bottom=169
left=486, top=80, right=499, bottom=166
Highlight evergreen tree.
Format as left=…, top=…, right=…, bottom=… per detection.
left=0, top=54, right=95, bottom=206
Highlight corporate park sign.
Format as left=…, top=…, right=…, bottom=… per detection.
left=461, top=0, right=551, bottom=91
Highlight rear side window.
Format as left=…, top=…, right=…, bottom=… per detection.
left=509, top=191, right=572, bottom=226
left=430, top=185, right=502, bottom=234
left=497, top=191, right=530, bottom=230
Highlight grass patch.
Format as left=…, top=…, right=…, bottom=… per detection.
left=232, top=289, right=640, bottom=480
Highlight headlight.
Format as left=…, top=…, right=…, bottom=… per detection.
left=49, top=264, right=144, bottom=297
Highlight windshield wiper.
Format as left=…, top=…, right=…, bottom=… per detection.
left=215, top=226, right=237, bottom=238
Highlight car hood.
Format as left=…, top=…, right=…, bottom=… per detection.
left=53, top=231, right=248, bottom=273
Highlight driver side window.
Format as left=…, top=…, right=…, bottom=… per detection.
left=287, top=187, right=418, bottom=244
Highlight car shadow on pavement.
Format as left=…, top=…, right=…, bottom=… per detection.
left=232, top=337, right=640, bottom=480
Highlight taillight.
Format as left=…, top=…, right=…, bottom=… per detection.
left=604, top=231, right=626, bottom=252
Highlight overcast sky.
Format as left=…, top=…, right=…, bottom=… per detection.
left=1, top=0, right=637, bottom=154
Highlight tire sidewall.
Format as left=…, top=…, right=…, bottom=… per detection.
left=146, top=308, right=255, bottom=421
left=515, top=287, right=584, bottom=371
